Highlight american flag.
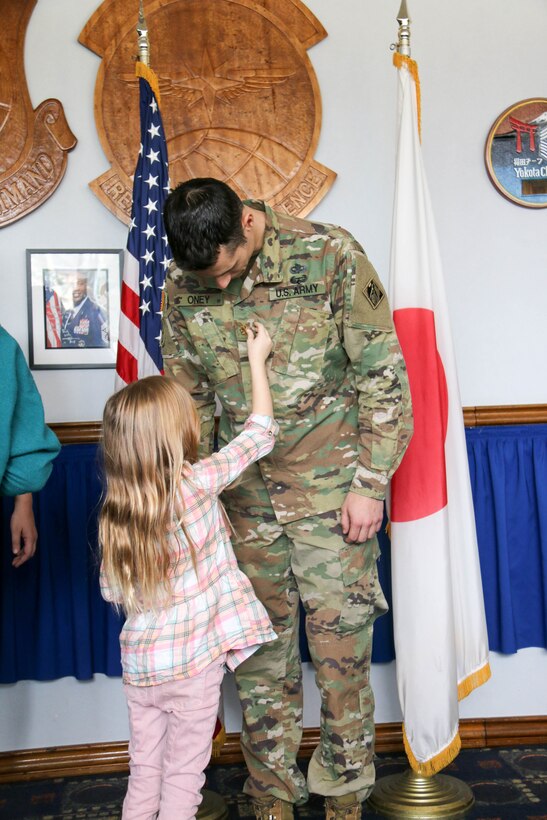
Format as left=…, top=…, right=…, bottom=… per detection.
left=114, top=61, right=227, bottom=757
left=115, top=64, right=172, bottom=387
left=44, top=285, right=63, bottom=348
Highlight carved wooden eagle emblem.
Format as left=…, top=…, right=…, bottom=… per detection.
left=79, top=0, right=336, bottom=224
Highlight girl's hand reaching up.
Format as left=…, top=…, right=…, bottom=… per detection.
left=245, top=322, right=274, bottom=418
left=246, top=322, right=272, bottom=366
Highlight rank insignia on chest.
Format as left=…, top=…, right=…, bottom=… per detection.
left=236, top=322, right=250, bottom=341
left=363, top=278, right=385, bottom=310
left=290, top=263, right=308, bottom=285
left=175, top=293, right=224, bottom=307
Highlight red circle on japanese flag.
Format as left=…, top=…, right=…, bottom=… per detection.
left=390, top=308, right=449, bottom=522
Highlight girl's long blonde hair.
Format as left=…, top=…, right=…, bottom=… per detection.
left=98, top=376, right=200, bottom=616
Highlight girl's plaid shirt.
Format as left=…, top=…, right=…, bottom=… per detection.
left=100, top=414, right=279, bottom=685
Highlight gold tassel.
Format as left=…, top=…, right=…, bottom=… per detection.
left=393, top=52, right=421, bottom=142
left=211, top=724, right=226, bottom=758
left=135, top=61, right=162, bottom=107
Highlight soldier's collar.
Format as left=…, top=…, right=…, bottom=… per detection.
left=243, top=200, right=283, bottom=285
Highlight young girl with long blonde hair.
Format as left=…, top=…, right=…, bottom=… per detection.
left=99, top=322, right=277, bottom=820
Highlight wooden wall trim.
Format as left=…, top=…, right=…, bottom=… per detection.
left=463, top=404, right=547, bottom=427
left=50, top=405, right=547, bottom=445
left=49, top=421, right=102, bottom=444
left=1, top=716, right=546, bottom=784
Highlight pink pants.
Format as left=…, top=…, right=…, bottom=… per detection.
left=122, top=656, right=225, bottom=820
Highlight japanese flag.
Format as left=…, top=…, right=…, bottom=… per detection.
left=388, top=53, right=491, bottom=775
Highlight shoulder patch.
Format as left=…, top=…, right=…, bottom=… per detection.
left=348, top=258, right=393, bottom=330
left=363, top=277, right=385, bottom=310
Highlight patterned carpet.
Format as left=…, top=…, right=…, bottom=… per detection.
left=0, top=746, right=546, bottom=819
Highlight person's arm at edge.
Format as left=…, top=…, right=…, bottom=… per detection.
left=10, top=493, right=38, bottom=567
left=0, top=329, right=60, bottom=566
left=0, top=333, right=60, bottom=497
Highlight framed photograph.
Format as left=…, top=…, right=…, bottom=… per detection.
left=485, top=98, right=547, bottom=208
left=26, top=249, right=123, bottom=369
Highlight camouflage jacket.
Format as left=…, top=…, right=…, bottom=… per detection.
left=162, top=202, right=413, bottom=523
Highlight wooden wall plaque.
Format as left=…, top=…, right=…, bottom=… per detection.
left=0, top=0, right=77, bottom=228
left=79, top=0, right=336, bottom=224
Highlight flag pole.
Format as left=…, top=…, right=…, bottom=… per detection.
left=136, top=0, right=149, bottom=66
left=365, top=3, right=475, bottom=817
left=124, top=8, right=228, bottom=817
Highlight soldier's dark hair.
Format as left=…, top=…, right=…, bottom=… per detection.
left=163, top=178, right=246, bottom=271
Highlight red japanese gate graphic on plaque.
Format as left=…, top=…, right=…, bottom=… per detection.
left=79, top=0, right=336, bottom=225
left=0, top=0, right=77, bottom=227
left=485, top=98, right=547, bottom=209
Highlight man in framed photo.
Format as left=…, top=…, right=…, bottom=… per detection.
left=61, top=271, right=109, bottom=348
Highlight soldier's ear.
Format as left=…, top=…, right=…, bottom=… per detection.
left=241, top=207, right=254, bottom=234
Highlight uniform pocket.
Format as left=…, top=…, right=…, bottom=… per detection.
left=338, top=540, right=388, bottom=631
left=270, top=300, right=333, bottom=386
left=184, top=309, right=239, bottom=384
left=339, top=539, right=379, bottom=586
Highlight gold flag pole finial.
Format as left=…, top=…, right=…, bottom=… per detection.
left=396, top=0, right=411, bottom=56
left=136, top=0, right=150, bottom=66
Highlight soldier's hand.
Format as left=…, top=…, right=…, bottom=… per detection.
left=341, top=493, right=383, bottom=543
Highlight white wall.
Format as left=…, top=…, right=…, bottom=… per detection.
left=2, top=649, right=547, bottom=751
left=1, top=0, right=546, bottom=752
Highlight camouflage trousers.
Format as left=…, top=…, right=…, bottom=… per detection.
left=226, top=493, right=389, bottom=806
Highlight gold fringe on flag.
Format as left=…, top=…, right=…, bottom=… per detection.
left=403, top=722, right=461, bottom=777
left=393, top=52, right=421, bottom=141
left=457, top=660, right=491, bottom=702
left=211, top=722, right=226, bottom=758
left=135, top=60, right=161, bottom=106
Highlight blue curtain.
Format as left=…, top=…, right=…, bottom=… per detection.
left=1, top=424, right=546, bottom=682
left=466, top=424, right=547, bottom=653
left=0, top=444, right=123, bottom=683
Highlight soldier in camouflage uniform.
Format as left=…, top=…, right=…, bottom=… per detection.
left=161, top=178, right=413, bottom=820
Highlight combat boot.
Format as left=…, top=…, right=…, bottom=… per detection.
left=251, top=796, right=295, bottom=820
left=324, top=793, right=362, bottom=820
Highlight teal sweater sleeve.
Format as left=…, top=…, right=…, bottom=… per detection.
left=0, top=327, right=61, bottom=497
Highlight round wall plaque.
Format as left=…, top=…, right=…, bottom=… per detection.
left=485, top=98, right=547, bottom=209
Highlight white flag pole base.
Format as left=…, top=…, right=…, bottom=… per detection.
left=366, top=768, right=474, bottom=819
left=197, top=788, right=229, bottom=819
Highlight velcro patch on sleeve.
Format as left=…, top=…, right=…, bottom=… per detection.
left=348, top=257, right=393, bottom=330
